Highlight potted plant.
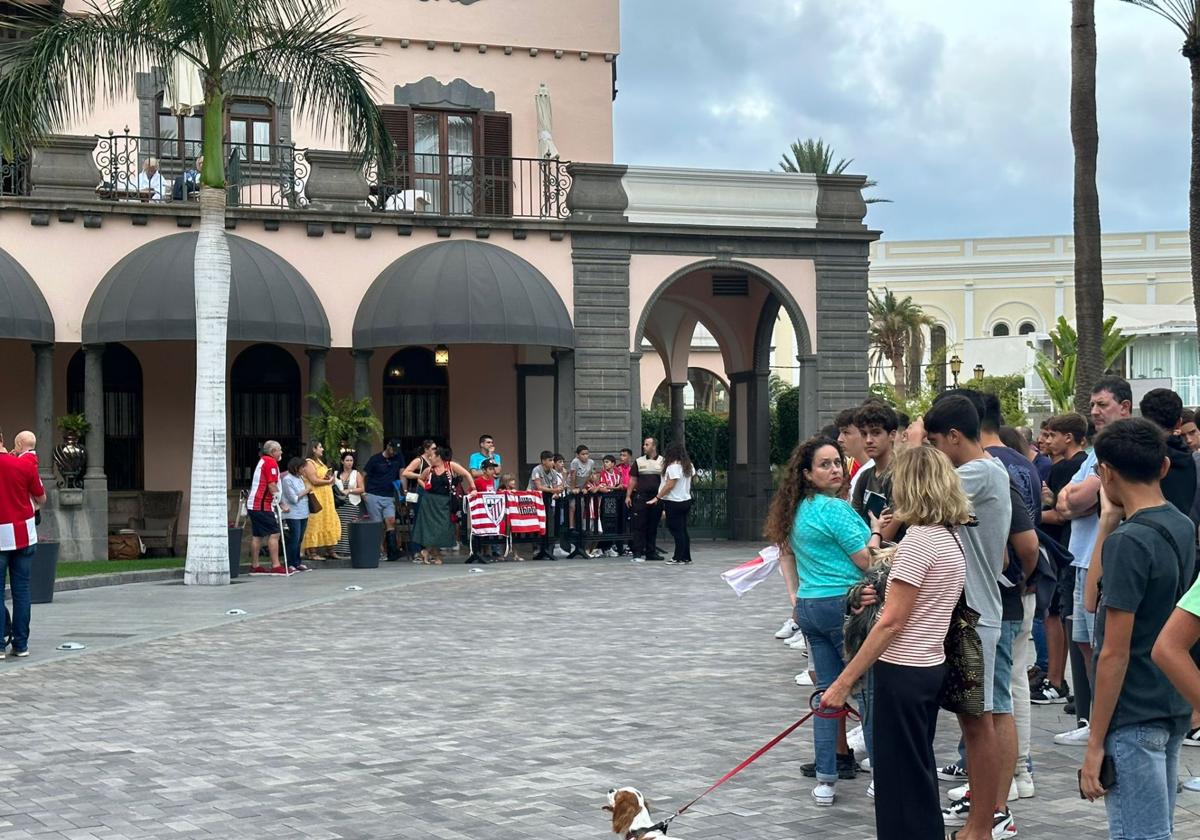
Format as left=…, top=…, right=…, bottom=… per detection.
left=307, top=384, right=384, bottom=460
left=53, top=412, right=91, bottom=490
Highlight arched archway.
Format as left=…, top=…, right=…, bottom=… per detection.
left=382, top=347, right=449, bottom=460
left=230, top=344, right=301, bottom=487
left=651, top=367, right=730, bottom=415
left=68, top=343, right=144, bottom=490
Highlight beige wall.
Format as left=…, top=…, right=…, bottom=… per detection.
left=61, top=0, right=618, bottom=164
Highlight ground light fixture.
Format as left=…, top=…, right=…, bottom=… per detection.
left=949, top=354, right=962, bottom=388
left=56, top=642, right=86, bottom=651
left=225, top=609, right=247, bottom=616
left=434, top=344, right=450, bottom=366
left=974, top=364, right=986, bottom=382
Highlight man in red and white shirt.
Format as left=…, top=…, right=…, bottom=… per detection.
left=247, top=440, right=287, bottom=574
left=0, top=431, right=47, bottom=657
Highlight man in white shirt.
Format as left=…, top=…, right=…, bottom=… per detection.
left=136, top=158, right=166, bottom=201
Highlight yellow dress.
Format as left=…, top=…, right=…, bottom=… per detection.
left=301, top=458, right=342, bottom=550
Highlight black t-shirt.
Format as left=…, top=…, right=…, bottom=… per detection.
left=1162, top=435, right=1198, bottom=518
left=1043, top=450, right=1087, bottom=548
left=1094, top=504, right=1196, bottom=733
left=363, top=452, right=401, bottom=497
left=1000, top=484, right=1035, bottom=622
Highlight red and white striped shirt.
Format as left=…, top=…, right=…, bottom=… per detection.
left=0, top=454, right=45, bottom=551
left=506, top=491, right=547, bottom=534
left=248, top=455, right=279, bottom=511
left=880, top=524, right=966, bottom=668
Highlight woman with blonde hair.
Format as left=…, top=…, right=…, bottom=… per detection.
left=300, top=440, right=341, bottom=560
left=820, top=443, right=969, bottom=840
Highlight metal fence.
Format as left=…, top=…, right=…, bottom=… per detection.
left=0, top=154, right=29, bottom=197
left=365, top=152, right=571, bottom=219
left=93, top=129, right=309, bottom=209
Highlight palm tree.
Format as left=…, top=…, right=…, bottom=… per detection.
left=0, top=0, right=389, bottom=585
left=1117, top=1, right=1200, bottom=345
left=1071, top=0, right=1105, bottom=412
left=868, top=288, right=933, bottom=400
left=778, top=137, right=890, bottom=203
left=1033, top=315, right=1135, bottom=411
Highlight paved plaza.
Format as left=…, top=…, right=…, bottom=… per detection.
left=4, top=544, right=1200, bottom=839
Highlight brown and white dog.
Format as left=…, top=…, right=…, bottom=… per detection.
left=603, top=787, right=675, bottom=839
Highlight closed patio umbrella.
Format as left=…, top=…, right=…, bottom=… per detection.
left=167, top=53, right=205, bottom=116
left=535, top=83, right=559, bottom=159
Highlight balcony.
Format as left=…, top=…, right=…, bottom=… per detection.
left=1, top=154, right=29, bottom=197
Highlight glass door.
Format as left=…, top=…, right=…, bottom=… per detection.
left=413, top=111, right=475, bottom=215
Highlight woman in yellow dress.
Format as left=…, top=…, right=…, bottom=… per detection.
left=300, top=441, right=341, bottom=559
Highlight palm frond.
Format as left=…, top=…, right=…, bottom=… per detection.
left=1119, top=0, right=1199, bottom=40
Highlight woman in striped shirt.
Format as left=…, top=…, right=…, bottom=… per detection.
left=821, top=443, right=969, bottom=840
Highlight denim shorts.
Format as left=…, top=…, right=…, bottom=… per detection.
left=364, top=492, right=396, bottom=523
left=1105, top=721, right=1185, bottom=839
left=978, top=623, right=1002, bottom=714
left=1072, top=565, right=1097, bottom=644
left=992, top=620, right=1018, bottom=715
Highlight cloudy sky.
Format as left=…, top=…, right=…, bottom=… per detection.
left=615, top=0, right=1189, bottom=241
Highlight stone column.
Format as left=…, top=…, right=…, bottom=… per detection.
left=83, top=344, right=106, bottom=480
left=814, top=249, right=871, bottom=427
left=32, top=343, right=54, bottom=480
left=669, top=382, right=687, bottom=445
left=629, top=351, right=642, bottom=448
left=796, top=354, right=819, bottom=441
left=305, top=348, right=328, bottom=441
left=352, top=349, right=373, bottom=463
left=553, top=349, right=576, bottom=457
left=727, top=369, right=772, bottom=541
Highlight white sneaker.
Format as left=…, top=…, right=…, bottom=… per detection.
left=783, top=629, right=806, bottom=646
left=1014, top=769, right=1035, bottom=799
left=787, top=634, right=808, bottom=652
left=629, top=556, right=645, bottom=563
left=795, top=671, right=814, bottom=686
left=1053, top=720, right=1091, bottom=746
left=587, top=549, right=603, bottom=558
left=811, top=782, right=835, bottom=806
left=1184, top=726, right=1200, bottom=747
left=847, top=725, right=866, bottom=756
left=949, top=780, right=1019, bottom=803
left=774, top=618, right=799, bottom=639
left=859, top=756, right=871, bottom=772
left=605, top=548, right=619, bottom=557
left=553, top=546, right=570, bottom=558
left=866, top=780, right=875, bottom=798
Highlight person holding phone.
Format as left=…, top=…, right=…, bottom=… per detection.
left=1078, top=418, right=1194, bottom=840
left=850, top=403, right=902, bottom=543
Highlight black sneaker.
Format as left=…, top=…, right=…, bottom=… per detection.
left=800, top=750, right=859, bottom=780
left=942, top=793, right=971, bottom=826
left=1031, top=679, right=1069, bottom=705
left=938, top=763, right=969, bottom=782
left=1064, top=699, right=1077, bottom=716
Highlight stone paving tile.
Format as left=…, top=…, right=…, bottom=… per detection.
left=0, top=544, right=1199, bottom=838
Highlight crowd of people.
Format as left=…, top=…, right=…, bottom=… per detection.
left=767, top=377, right=1200, bottom=840
left=241, top=433, right=698, bottom=571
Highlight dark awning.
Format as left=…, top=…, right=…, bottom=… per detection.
left=0, top=248, right=54, bottom=343
left=82, top=232, right=331, bottom=348
left=352, top=240, right=575, bottom=350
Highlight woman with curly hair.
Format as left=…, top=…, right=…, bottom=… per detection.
left=765, top=436, right=884, bottom=808
left=820, top=444, right=969, bottom=840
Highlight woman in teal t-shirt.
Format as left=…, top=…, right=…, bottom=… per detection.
left=766, top=436, right=883, bottom=807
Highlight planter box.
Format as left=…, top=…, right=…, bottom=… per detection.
left=350, top=520, right=381, bottom=569
left=31, top=541, right=59, bottom=604
left=228, top=527, right=243, bottom=579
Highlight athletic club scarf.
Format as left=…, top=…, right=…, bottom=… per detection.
left=505, top=491, right=547, bottom=535
left=467, top=492, right=508, bottom=536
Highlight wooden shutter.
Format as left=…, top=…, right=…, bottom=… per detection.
left=477, top=110, right=512, bottom=217
left=379, top=105, right=412, bottom=191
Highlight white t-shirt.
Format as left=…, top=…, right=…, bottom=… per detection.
left=663, top=463, right=692, bottom=502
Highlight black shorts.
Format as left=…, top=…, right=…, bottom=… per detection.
left=1051, top=564, right=1075, bottom=618
left=248, top=509, right=280, bottom=537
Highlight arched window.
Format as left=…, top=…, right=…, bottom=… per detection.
left=1018, top=321, right=1036, bottom=335
left=930, top=325, right=947, bottom=391
left=383, top=347, right=449, bottom=460
left=67, top=343, right=144, bottom=491
left=230, top=344, right=301, bottom=487
left=651, top=368, right=730, bottom=415
left=991, top=322, right=1010, bottom=337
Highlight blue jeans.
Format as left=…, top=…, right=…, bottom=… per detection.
left=1032, top=617, right=1048, bottom=673
left=795, top=594, right=852, bottom=783
left=283, top=518, right=308, bottom=568
left=1104, top=722, right=1184, bottom=840
left=0, top=547, right=34, bottom=652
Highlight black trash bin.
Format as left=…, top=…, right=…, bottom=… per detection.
left=350, top=520, right=381, bottom=569
left=228, top=527, right=243, bottom=579
left=30, top=540, right=58, bottom=605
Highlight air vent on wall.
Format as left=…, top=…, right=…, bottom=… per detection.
left=711, top=273, right=750, bottom=297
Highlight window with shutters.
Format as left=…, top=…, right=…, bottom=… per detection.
left=378, top=105, right=512, bottom=217
left=155, top=96, right=276, bottom=162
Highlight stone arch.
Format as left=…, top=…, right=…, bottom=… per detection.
left=981, top=301, right=1044, bottom=336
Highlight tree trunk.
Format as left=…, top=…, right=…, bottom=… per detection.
left=1190, top=54, right=1200, bottom=358
left=1071, top=0, right=1104, bottom=413
left=892, top=353, right=908, bottom=401
left=184, top=185, right=232, bottom=585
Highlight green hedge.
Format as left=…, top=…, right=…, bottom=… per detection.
left=640, top=408, right=730, bottom=471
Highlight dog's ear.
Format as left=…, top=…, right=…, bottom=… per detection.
left=610, top=789, right=641, bottom=834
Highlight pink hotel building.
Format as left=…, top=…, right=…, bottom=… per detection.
left=0, top=0, right=875, bottom=560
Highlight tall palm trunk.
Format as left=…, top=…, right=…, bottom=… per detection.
left=891, top=353, right=908, bottom=401
left=185, top=185, right=232, bottom=585
left=1189, top=48, right=1200, bottom=341
left=1071, top=0, right=1104, bottom=412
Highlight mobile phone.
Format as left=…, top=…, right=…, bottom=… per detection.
left=1077, top=755, right=1116, bottom=798
left=864, top=491, right=887, bottom=520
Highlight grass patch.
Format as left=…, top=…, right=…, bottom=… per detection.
left=58, top=558, right=186, bottom=579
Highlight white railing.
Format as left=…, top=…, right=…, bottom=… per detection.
left=1021, top=376, right=1200, bottom=414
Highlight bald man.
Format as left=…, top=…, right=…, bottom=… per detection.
left=12, top=432, right=35, bottom=457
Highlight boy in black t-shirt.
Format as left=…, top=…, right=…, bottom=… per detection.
left=1079, top=418, right=1195, bottom=836
left=849, top=402, right=901, bottom=542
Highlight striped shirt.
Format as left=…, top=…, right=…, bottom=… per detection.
left=248, top=455, right=279, bottom=512
left=879, top=524, right=966, bottom=668
left=0, top=454, right=44, bottom=551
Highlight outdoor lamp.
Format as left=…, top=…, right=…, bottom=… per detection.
left=973, top=364, right=985, bottom=382
left=949, top=354, right=962, bottom=387
left=434, top=344, right=450, bottom=366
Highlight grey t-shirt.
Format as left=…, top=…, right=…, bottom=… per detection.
left=528, top=464, right=563, bottom=492
left=956, top=456, right=1012, bottom=628
left=1095, top=504, right=1196, bottom=733
left=568, top=457, right=595, bottom=488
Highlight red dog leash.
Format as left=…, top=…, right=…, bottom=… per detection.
left=632, top=692, right=860, bottom=838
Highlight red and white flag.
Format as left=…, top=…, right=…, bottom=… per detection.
left=720, top=545, right=782, bottom=597
left=467, top=492, right=507, bottom=536
left=506, top=491, right=547, bottom=535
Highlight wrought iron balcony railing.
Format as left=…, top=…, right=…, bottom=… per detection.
left=365, top=152, right=570, bottom=220
left=93, top=129, right=309, bottom=209
left=0, top=154, right=29, bottom=197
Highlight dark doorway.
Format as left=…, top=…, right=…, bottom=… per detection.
left=230, top=344, right=302, bottom=487
left=383, top=347, right=449, bottom=460
left=68, top=343, right=144, bottom=491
